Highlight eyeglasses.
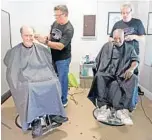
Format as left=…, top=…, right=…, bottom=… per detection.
left=54, top=13, right=64, bottom=17
left=121, top=10, right=132, bottom=15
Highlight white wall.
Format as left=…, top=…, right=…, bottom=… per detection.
left=139, top=1, right=152, bottom=99
left=1, top=0, right=151, bottom=81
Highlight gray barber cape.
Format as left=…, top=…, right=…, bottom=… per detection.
left=4, top=43, right=66, bottom=131
left=88, top=42, right=139, bottom=111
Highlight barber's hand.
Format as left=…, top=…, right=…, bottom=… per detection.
left=125, top=35, right=136, bottom=41
left=124, top=68, right=134, bottom=80
left=34, top=34, right=46, bottom=44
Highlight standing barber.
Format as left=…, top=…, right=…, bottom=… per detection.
left=109, top=3, right=145, bottom=56
left=36, top=5, right=74, bottom=107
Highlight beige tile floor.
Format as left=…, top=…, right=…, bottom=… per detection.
left=1, top=88, right=152, bottom=140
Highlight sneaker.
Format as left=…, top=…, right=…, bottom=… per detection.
left=63, top=101, right=68, bottom=107
left=97, top=105, right=111, bottom=122
left=45, top=115, right=62, bottom=128
left=116, top=109, right=133, bottom=125
left=50, top=115, right=68, bottom=124
left=31, top=119, right=43, bottom=138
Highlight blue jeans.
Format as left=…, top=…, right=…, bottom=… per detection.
left=55, top=58, right=71, bottom=104
left=132, top=86, right=138, bottom=108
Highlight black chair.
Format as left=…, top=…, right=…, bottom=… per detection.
left=91, top=67, right=124, bottom=126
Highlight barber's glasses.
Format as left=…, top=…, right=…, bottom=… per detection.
left=121, top=10, right=132, bottom=15
left=54, top=13, right=64, bottom=17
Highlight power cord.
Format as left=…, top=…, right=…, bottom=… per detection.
left=139, top=95, right=152, bottom=124
left=69, top=88, right=84, bottom=105
left=1, top=122, right=12, bottom=130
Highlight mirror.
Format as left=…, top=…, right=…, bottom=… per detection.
left=1, top=10, right=12, bottom=95
left=144, top=2, right=152, bottom=67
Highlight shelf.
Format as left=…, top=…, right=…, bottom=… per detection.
left=80, top=76, right=93, bottom=79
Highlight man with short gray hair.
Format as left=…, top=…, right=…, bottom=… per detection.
left=109, top=3, right=145, bottom=55
left=36, top=5, right=74, bottom=107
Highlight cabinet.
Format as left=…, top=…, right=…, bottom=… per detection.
left=79, top=63, right=95, bottom=88
left=83, top=15, right=96, bottom=36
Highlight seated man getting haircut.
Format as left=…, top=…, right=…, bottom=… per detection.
left=4, top=26, right=68, bottom=138
left=88, top=29, right=139, bottom=125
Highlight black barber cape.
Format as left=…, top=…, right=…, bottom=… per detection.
left=88, top=42, right=139, bottom=111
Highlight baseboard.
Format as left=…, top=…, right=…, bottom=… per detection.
left=139, top=85, right=152, bottom=100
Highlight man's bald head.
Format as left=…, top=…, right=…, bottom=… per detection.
left=20, top=26, right=35, bottom=47
left=20, top=26, right=35, bottom=34
left=113, top=29, right=124, bottom=47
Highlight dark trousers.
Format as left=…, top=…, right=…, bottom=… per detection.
left=96, top=73, right=137, bottom=111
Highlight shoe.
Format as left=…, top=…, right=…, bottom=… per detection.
left=133, top=104, right=137, bottom=110
left=63, top=101, right=68, bottom=107
left=50, top=115, right=68, bottom=124
left=45, top=115, right=62, bottom=128
left=116, top=109, right=133, bottom=125
left=97, top=105, right=111, bottom=122
left=31, top=119, right=43, bottom=138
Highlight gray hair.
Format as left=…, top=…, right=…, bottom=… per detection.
left=20, top=26, right=35, bottom=34
left=120, top=3, right=132, bottom=12
left=113, top=29, right=124, bottom=37
left=54, top=5, right=69, bottom=16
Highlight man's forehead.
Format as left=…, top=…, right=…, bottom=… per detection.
left=22, top=28, right=34, bottom=34
left=114, top=32, right=123, bottom=38
left=121, top=7, right=131, bottom=12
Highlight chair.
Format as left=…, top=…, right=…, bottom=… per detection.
left=15, top=114, right=62, bottom=135
left=91, top=67, right=136, bottom=126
